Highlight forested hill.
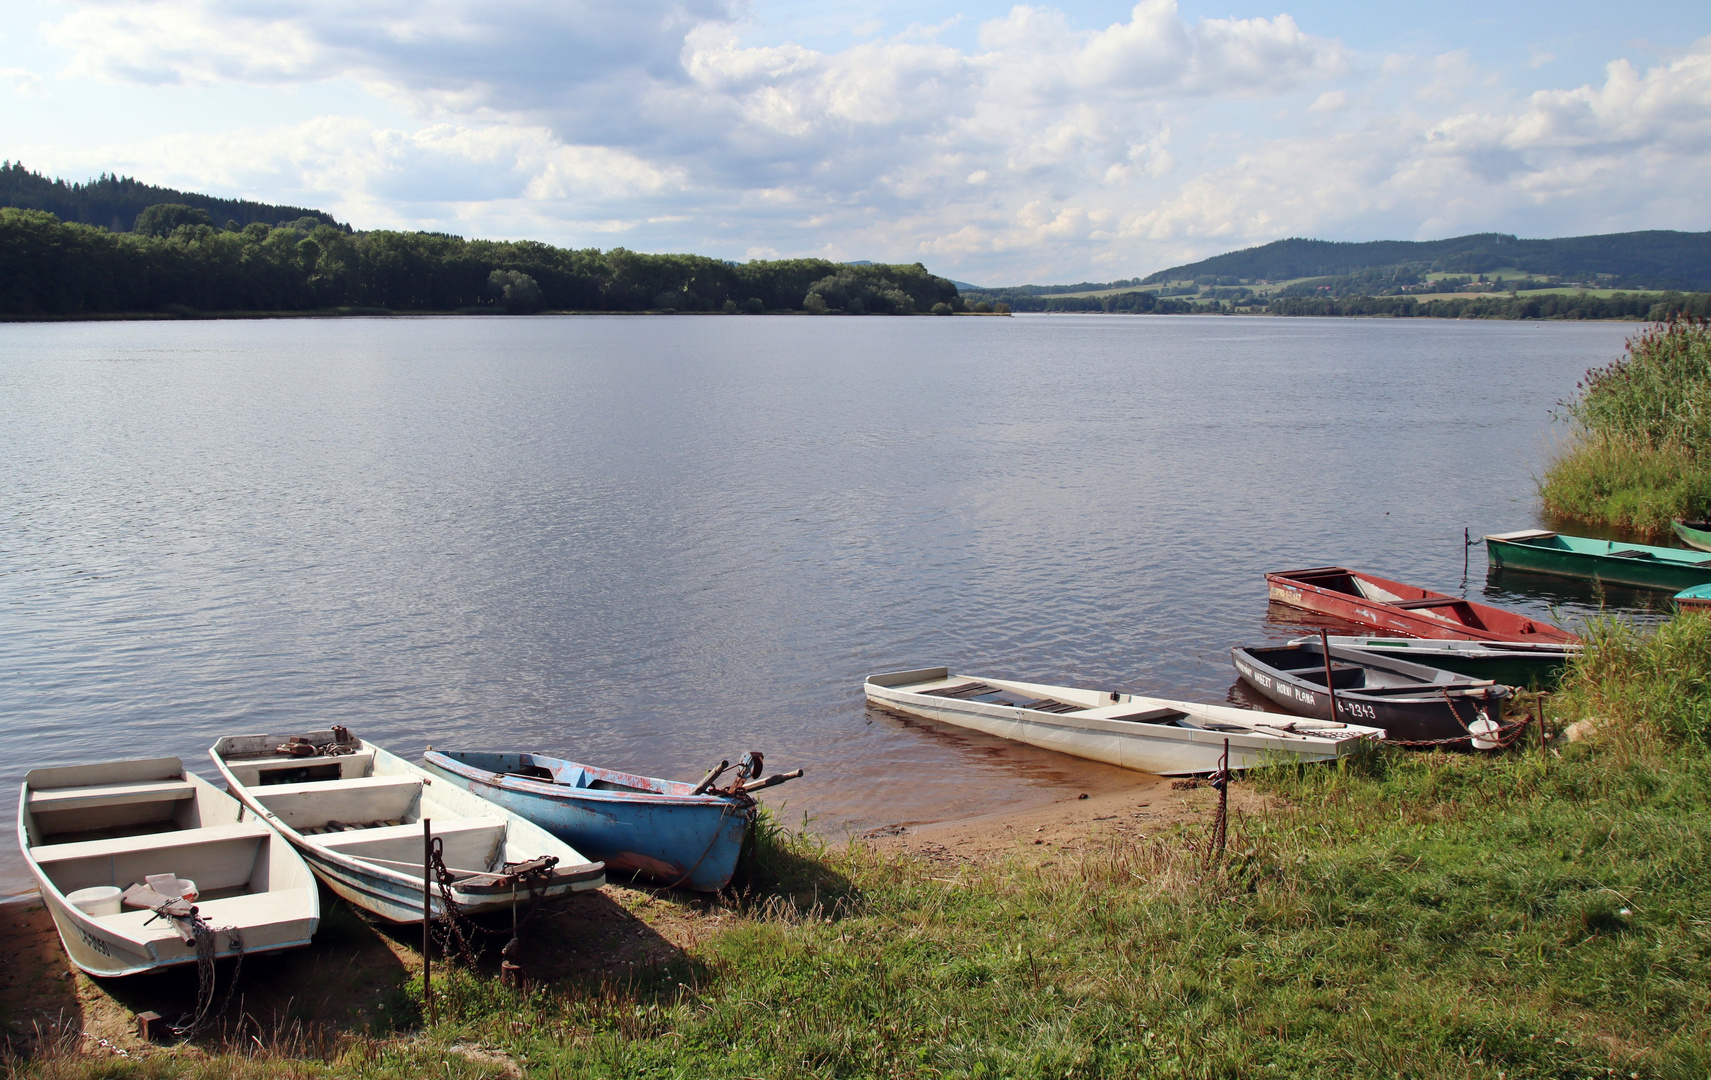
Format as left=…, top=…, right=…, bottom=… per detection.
left=0, top=162, right=345, bottom=233
left=1141, top=231, right=1711, bottom=292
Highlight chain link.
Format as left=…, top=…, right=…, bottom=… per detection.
left=166, top=911, right=245, bottom=1040
left=426, top=838, right=558, bottom=970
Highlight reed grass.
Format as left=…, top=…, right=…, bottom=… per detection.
left=1538, top=432, right=1711, bottom=535
left=1540, top=319, right=1711, bottom=533
left=11, top=623, right=1711, bottom=1079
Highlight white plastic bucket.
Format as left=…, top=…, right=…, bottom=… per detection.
left=66, top=886, right=122, bottom=917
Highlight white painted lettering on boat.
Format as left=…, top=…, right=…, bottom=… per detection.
left=1337, top=700, right=1378, bottom=721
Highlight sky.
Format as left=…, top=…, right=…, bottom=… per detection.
left=2, top=0, right=1710, bottom=284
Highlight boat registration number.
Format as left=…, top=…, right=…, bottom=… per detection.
left=1335, top=700, right=1377, bottom=721
left=78, top=927, right=114, bottom=958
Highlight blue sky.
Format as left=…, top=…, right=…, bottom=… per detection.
left=3, top=0, right=1709, bottom=283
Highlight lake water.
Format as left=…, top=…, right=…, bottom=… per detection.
left=0, top=314, right=1646, bottom=892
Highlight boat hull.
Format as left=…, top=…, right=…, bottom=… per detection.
left=865, top=668, right=1382, bottom=775
left=423, top=752, right=750, bottom=893
left=1676, top=584, right=1711, bottom=612
left=1232, top=646, right=1508, bottom=744
left=1266, top=567, right=1576, bottom=644
left=1486, top=532, right=1711, bottom=592
left=1299, top=637, right=1574, bottom=688
left=1673, top=520, right=1711, bottom=553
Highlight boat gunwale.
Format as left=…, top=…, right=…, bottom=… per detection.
left=1289, top=636, right=1581, bottom=657
left=1231, top=645, right=1512, bottom=704
left=422, top=751, right=741, bottom=809
left=1487, top=531, right=1711, bottom=564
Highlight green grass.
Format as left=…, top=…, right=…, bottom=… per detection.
left=14, top=623, right=1711, bottom=1079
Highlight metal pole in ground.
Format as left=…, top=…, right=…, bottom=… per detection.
left=423, top=818, right=434, bottom=1026
left=1216, top=738, right=1229, bottom=860
left=1319, top=628, right=1340, bottom=722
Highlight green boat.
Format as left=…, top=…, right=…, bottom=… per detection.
left=1485, top=529, right=1711, bottom=592
left=1677, top=584, right=1711, bottom=612
left=1673, top=519, right=1711, bottom=553
left=1294, top=636, right=1577, bottom=689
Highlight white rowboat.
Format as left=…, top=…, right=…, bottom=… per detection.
left=865, top=667, right=1385, bottom=775
left=210, top=730, right=604, bottom=924
left=18, top=757, right=319, bottom=977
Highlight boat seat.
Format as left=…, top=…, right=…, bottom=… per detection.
left=1607, top=550, right=1655, bottom=560
left=921, top=682, right=998, bottom=699
left=31, top=822, right=273, bottom=897
left=94, top=891, right=311, bottom=944
left=1020, top=699, right=1082, bottom=714
left=1392, top=597, right=1467, bottom=610
left=27, top=779, right=194, bottom=812
left=313, top=817, right=503, bottom=850
left=1104, top=708, right=1190, bottom=725
left=30, top=821, right=273, bottom=864
left=226, top=751, right=375, bottom=787
left=313, top=817, right=508, bottom=877
left=250, top=775, right=422, bottom=831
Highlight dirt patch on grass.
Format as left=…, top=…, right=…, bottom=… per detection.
left=861, top=773, right=1270, bottom=866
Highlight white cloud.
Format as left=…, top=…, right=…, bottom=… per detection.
left=27, top=2, right=1711, bottom=281
left=0, top=66, right=44, bottom=96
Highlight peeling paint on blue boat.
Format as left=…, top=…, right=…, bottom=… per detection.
left=423, top=751, right=751, bottom=893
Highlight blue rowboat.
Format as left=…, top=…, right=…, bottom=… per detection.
left=422, top=752, right=754, bottom=893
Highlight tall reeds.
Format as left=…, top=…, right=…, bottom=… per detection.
left=1541, top=318, right=1711, bottom=534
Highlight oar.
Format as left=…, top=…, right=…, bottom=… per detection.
left=739, top=769, right=803, bottom=793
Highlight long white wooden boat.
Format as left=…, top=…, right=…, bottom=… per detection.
left=865, top=667, right=1385, bottom=774
left=18, top=757, right=319, bottom=977
left=210, top=730, right=605, bottom=924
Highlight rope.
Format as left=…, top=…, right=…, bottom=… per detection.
left=650, top=794, right=755, bottom=896
left=1382, top=710, right=1533, bottom=749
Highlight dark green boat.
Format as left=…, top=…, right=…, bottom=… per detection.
left=1485, top=529, right=1711, bottom=592
left=1672, top=519, right=1711, bottom=553
left=1296, top=636, right=1577, bottom=688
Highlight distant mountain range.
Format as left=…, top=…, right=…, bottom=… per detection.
left=965, top=230, right=1711, bottom=299
left=1142, top=232, right=1711, bottom=292
left=0, top=162, right=346, bottom=233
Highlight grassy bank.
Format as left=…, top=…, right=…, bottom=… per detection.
left=1540, top=319, right=1711, bottom=535
left=10, top=617, right=1711, bottom=1079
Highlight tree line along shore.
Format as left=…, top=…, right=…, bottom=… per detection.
left=0, top=207, right=966, bottom=318
left=5, top=195, right=1710, bottom=321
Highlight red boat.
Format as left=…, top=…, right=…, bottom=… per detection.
left=1266, top=567, right=1580, bottom=644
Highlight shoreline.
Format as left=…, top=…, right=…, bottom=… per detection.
left=0, top=308, right=1665, bottom=324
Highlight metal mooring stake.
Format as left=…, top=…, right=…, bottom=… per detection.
left=422, top=818, right=435, bottom=1026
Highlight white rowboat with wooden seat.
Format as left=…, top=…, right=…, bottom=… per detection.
left=210, top=730, right=605, bottom=924
left=17, top=757, right=320, bottom=977
left=865, top=667, right=1385, bottom=775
